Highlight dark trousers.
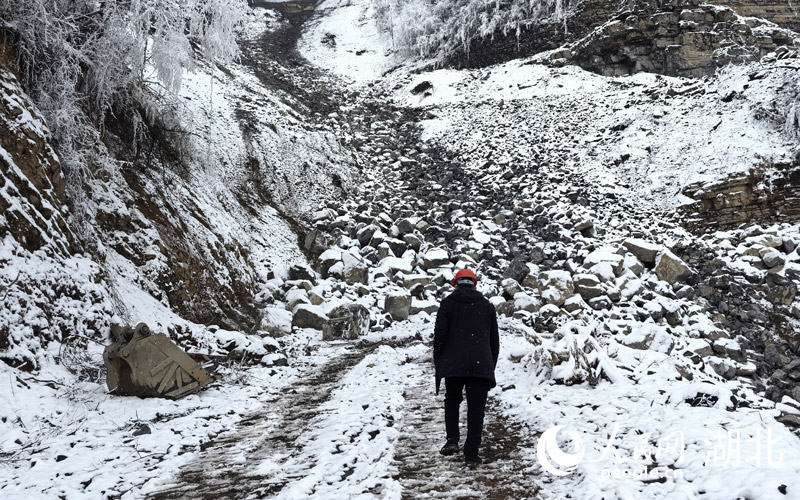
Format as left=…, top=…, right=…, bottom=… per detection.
left=444, top=376, right=491, bottom=459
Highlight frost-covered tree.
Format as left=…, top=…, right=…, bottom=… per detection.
left=0, top=0, right=246, bottom=171
left=374, top=0, right=569, bottom=60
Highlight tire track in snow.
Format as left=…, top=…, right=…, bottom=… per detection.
left=393, top=359, right=543, bottom=500
left=147, top=339, right=404, bottom=500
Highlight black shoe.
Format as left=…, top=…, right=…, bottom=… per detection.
left=465, top=456, right=483, bottom=466
left=439, top=439, right=459, bottom=455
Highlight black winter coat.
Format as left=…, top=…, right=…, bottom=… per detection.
left=433, top=287, right=499, bottom=394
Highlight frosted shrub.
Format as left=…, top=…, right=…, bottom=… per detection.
left=0, top=0, right=246, bottom=173
left=375, top=0, right=569, bottom=61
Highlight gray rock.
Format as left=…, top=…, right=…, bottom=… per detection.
left=402, top=274, right=430, bottom=289
left=288, top=265, right=316, bottom=283
left=496, top=301, right=516, bottom=317
left=777, top=413, right=800, bottom=428
left=712, top=339, right=746, bottom=363
left=708, top=358, right=737, bottom=380
left=736, top=363, right=756, bottom=377
left=530, top=245, right=545, bottom=264
left=573, top=273, right=603, bottom=299
left=357, top=224, right=380, bottom=247
left=655, top=249, right=692, bottom=284
left=765, top=343, right=791, bottom=367
left=323, top=304, right=370, bottom=340
left=760, top=247, right=786, bottom=268
left=623, top=238, right=662, bottom=264
left=421, top=248, right=450, bottom=269
left=574, top=219, right=594, bottom=236
left=792, top=386, right=800, bottom=403
left=395, top=218, right=415, bottom=235
left=260, top=307, right=293, bottom=336
left=410, top=299, right=439, bottom=316
left=588, top=296, right=612, bottom=310
left=503, top=257, right=530, bottom=285
left=292, top=305, right=328, bottom=330
left=766, top=285, right=796, bottom=305
left=133, top=424, right=151, bottom=436
left=384, top=293, right=412, bottom=321
left=562, top=295, right=585, bottom=313
left=502, top=278, right=523, bottom=300
left=537, top=271, right=574, bottom=307
left=403, top=233, right=422, bottom=251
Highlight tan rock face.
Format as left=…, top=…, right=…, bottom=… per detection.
left=681, top=160, right=800, bottom=232
left=706, top=0, right=800, bottom=32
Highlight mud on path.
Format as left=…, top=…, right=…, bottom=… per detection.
left=148, top=339, right=396, bottom=500
left=393, top=359, right=542, bottom=500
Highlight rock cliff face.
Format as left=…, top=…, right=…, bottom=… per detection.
left=563, top=0, right=797, bottom=77
left=681, top=159, right=800, bottom=232
left=707, top=0, right=800, bottom=31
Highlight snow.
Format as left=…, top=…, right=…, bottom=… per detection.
left=299, top=0, right=394, bottom=84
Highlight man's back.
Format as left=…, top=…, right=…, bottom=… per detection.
left=433, top=287, right=499, bottom=386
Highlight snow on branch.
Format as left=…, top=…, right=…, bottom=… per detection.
left=373, top=0, right=569, bottom=61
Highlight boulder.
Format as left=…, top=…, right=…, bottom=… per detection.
left=708, top=357, right=737, bottom=380
left=712, top=338, right=746, bottom=363
left=285, top=288, right=310, bottom=310
left=288, top=264, right=316, bottom=283
left=654, top=249, right=692, bottom=284
left=422, top=248, right=450, bottom=269
left=588, top=296, right=612, bottom=310
left=260, top=307, right=293, bottom=336
left=342, top=252, right=369, bottom=285
left=356, top=224, right=379, bottom=246
left=513, top=292, right=541, bottom=313
left=530, top=245, right=546, bottom=264
left=573, top=273, right=603, bottom=300
left=318, top=248, right=342, bottom=276
left=501, top=278, right=523, bottom=300
left=623, top=253, right=645, bottom=276
left=537, top=271, right=574, bottom=307
left=623, top=238, right=662, bottom=264
left=745, top=234, right=782, bottom=248
left=410, top=299, right=439, bottom=316
left=402, top=273, right=430, bottom=289
left=322, top=304, right=370, bottom=340
left=395, top=218, right=415, bottom=235
left=584, top=248, right=625, bottom=276
left=384, top=292, right=412, bottom=321
left=562, top=295, right=585, bottom=313
left=503, top=257, right=530, bottom=285
left=403, top=233, right=422, bottom=251
left=292, top=305, right=328, bottom=330
left=760, top=247, right=786, bottom=268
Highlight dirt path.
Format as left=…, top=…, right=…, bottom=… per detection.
left=148, top=343, right=378, bottom=500
left=393, top=359, right=542, bottom=500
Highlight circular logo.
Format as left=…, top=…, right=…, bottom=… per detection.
left=537, top=425, right=585, bottom=476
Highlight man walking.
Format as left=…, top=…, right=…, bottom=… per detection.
left=433, top=269, right=499, bottom=466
